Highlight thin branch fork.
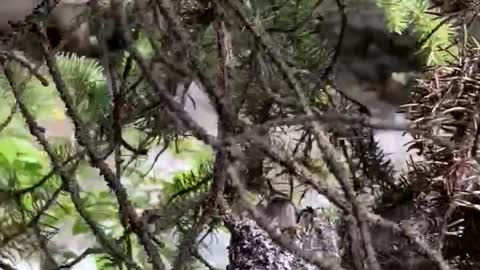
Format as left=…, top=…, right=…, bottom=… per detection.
left=128, top=34, right=453, bottom=270
left=24, top=22, right=165, bottom=270
left=4, top=3, right=452, bottom=270
left=220, top=2, right=454, bottom=270
left=3, top=64, right=141, bottom=270
left=154, top=0, right=239, bottom=130
left=0, top=50, right=49, bottom=86
left=222, top=2, right=381, bottom=268
left=126, top=27, right=450, bottom=269
left=231, top=111, right=409, bottom=145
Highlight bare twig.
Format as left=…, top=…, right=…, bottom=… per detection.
left=31, top=21, right=165, bottom=270
left=155, top=0, right=239, bottom=129
left=192, top=249, right=221, bottom=270
left=3, top=61, right=141, bottom=270
left=367, top=213, right=451, bottom=270
left=319, top=0, right=347, bottom=83
left=0, top=103, right=17, bottom=134
left=231, top=111, right=408, bottom=146
left=33, top=223, right=58, bottom=269
left=57, top=248, right=104, bottom=269
left=11, top=151, right=84, bottom=197
left=124, top=23, right=219, bottom=148
left=0, top=50, right=49, bottom=86
left=224, top=2, right=382, bottom=268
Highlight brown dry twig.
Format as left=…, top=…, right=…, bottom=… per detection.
left=222, top=1, right=381, bottom=268
left=0, top=50, right=49, bottom=86
left=4, top=62, right=141, bottom=270
left=29, top=20, right=166, bottom=270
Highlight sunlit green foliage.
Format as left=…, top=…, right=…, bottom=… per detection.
left=56, top=53, right=109, bottom=124
left=375, top=0, right=458, bottom=65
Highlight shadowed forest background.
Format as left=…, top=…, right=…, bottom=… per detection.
left=0, top=0, right=480, bottom=269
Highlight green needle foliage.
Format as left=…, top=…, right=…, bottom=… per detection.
left=375, top=0, right=458, bottom=65
left=56, top=52, right=110, bottom=125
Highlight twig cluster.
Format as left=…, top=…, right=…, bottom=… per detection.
left=0, top=0, right=466, bottom=269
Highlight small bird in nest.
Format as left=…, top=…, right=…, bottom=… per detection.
left=258, top=193, right=318, bottom=240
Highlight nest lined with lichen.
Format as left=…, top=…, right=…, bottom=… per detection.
left=404, top=42, right=480, bottom=267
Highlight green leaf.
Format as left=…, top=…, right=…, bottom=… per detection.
left=0, top=139, right=18, bottom=165
left=20, top=193, right=34, bottom=211
left=73, top=218, right=90, bottom=234
left=15, top=153, right=41, bottom=165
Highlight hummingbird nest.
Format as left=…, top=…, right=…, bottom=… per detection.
left=404, top=42, right=480, bottom=266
